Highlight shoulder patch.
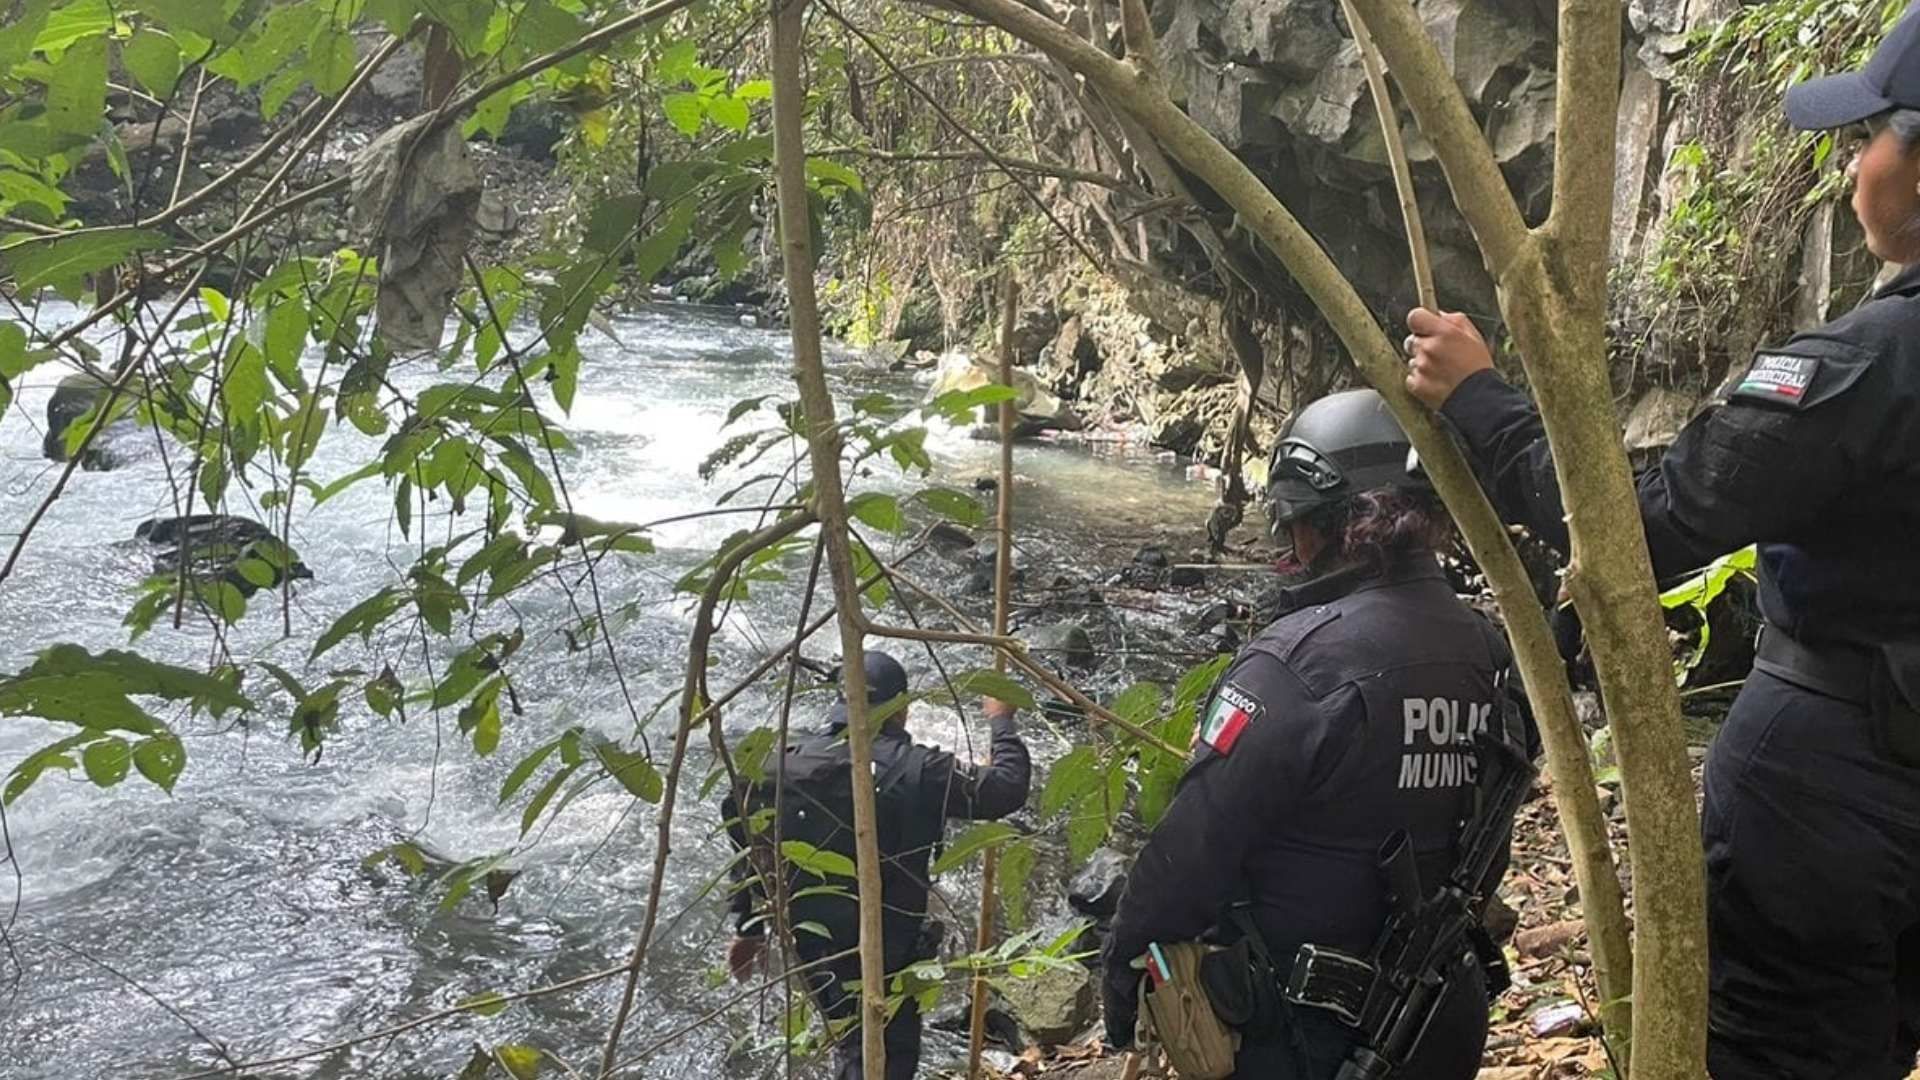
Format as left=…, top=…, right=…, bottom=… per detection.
left=1199, top=681, right=1262, bottom=755
left=1731, top=353, right=1819, bottom=407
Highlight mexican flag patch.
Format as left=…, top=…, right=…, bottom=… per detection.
left=1733, top=352, right=1819, bottom=408
left=1200, top=683, right=1261, bottom=754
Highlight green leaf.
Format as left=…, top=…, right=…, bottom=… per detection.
left=0, top=170, right=69, bottom=218
left=998, top=838, right=1038, bottom=929
left=364, top=666, right=403, bottom=719
left=1111, top=682, right=1163, bottom=726
left=847, top=492, right=904, bottom=534
left=805, top=157, right=865, bottom=194
left=662, top=92, right=704, bottom=136
left=723, top=394, right=775, bottom=428
left=780, top=839, right=856, bottom=879
left=122, top=28, right=183, bottom=94
left=0, top=0, right=51, bottom=73
left=223, top=340, right=268, bottom=420
left=0, top=228, right=171, bottom=295
left=595, top=740, right=663, bottom=802
left=500, top=737, right=563, bottom=804
left=458, top=991, right=509, bottom=1017
left=141, top=0, right=246, bottom=44
left=308, top=28, right=356, bottom=95
left=928, top=384, right=1018, bottom=423
left=707, top=94, right=749, bottom=132
left=81, top=735, right=131, bottom=787
left=657, top=39, right=698, bottom=82
left=132, top=734, right=186, bottom=793
left=495, top=1045, right=541, bottom=1080
left=931, top=822, right=1019, bottom=876
left=34, top=0, right=111, bottom=55
left=263, top=295, right=308, bottom=382
left=519, top=761, right=580, bottom=836
left=0, top=644, right=249, bottom=734
left=44, top=33, right=107, bottom=137
left=1041, top=746, right=1100, bottom=816
left=915, top=487, right=985, bottom=527
left=310, top=586, right=404, bottom=661
left=734, top=79, right=772, bottom=100
left=942, top=668, right=1035, bottom=712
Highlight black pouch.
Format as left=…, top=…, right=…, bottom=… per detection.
left=1200, top=912, right=1282, bottom=1037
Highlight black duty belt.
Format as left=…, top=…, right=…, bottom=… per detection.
left=1754, top=625, right=1871, bottom=706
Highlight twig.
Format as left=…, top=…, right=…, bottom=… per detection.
left=1337, top=0, right=1434, bottom=308
left=597, top=510, right=817, bottom=1076
left=967, top=272, right=1020, bottom=1080
left=167, top=962, right=633, bottom=1080
left=817, top=145, right=1133, bottom=189
left=820, top=0, right=1105, bottom=274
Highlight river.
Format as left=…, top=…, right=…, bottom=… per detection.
left=0, top=302, right=1218, bottom=1079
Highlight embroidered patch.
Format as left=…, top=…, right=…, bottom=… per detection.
left=1200, top=683, right=1262, bottom=754
left=1732, top=352, right=1820, bottom=407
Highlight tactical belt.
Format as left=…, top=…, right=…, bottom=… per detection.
left=1755, top=624, right=1871, bottom=706
left=1282, top=944, right=1375, bottom=1027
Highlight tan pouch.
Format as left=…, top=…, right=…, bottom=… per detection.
left=1138, top=942, right=1240, bottom=1080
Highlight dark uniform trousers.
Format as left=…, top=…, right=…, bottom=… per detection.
left=1439, top=262, right=1920, bottom=1078
left=1102, top=555, right=1522, bottom=1080
left=1704, top=670, right=1920, bottom=1080
left=799, top=934, right=924, bottom=1080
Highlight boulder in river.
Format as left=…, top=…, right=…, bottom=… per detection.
left=998, top=963, right=1097, bottom=1046
left=926, top=352, right=1084, bottom=439
left=1068, top=848, right=1129, bottom=919
left=45, top=371, right=144, bottom=470
left=135, top=515, right=313, bottom=595
left=1024, top=622, right=1095, bottom=670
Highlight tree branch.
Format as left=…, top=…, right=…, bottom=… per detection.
left=597, top=508, right=816, bottom=1075
left=1339, top=0, right=1535, bottom=277
left=817, top=145, right=1134, bottom=189
left=1545, top=0, right=1624, bottom=285
left=1338, top=0, right=1434, bottom=308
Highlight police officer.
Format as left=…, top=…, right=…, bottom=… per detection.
left=1102, top=390, right=1525, bottom=1078
left=1404, top=8, right=1920, bottom=1075
left=723, top=651, right=1031, bottom=1080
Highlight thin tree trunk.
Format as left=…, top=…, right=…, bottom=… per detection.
left=1342, top=0, right=1706, bottom=1071
left=770, top=2, right=892, bottom=1075
left=966, top=273, right=1020, bottom=1079
left=928, top=0, right=1639, bottom=1056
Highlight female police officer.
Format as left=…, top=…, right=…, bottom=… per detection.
left=1102, top=389, right=1527, bottom=1078
left=1404, top=7, right=1920, bottom=1075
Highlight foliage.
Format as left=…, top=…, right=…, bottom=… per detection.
left=1634, top=0, right=1908, bottom=373
left=1658, top=545, right=1758, bottom=684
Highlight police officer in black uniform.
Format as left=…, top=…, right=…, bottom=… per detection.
left=1404, top=8, right=1920, bottom=1075
left=723, top=651, right=1032, bottom=1080
left=1102, top=390, right=1526, bottom=1078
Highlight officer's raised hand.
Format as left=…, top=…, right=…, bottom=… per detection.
left=1404, top=307, right=1493, bottom=409
left=981, top=696, right=1016, bottom=725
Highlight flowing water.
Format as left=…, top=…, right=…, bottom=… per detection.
left=0, top=302, right=1215, bottom=1079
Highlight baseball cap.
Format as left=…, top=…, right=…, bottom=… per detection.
left=825, top=651, right=911, bottom=730
left=1785, top=3, right=1920, bottom=130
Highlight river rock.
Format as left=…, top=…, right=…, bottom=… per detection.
left=1168, top=565, right=1205, bottom=588
left=998, top=963, right=1097, bottom=1046
left=1025, top=622, right=1095, bottom=670
left=926, top=352, right=1083, bottom=438
left=1068, top=848, right=1129, bottom=918
left=927, top=522, right=978, bottom=560
left=1623, top=385, right=1698, bottom=455
left=44, top=371, right=148, bottom=470
left=135, top=515, right=313, bottom=595
left=1133, top=544, right=1171, bottom=569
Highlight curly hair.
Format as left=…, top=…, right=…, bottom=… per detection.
left=1298, top=487, right=1454, bottom=573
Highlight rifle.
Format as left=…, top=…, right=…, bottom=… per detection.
left=1281, top=721, right=1537, bottom=1080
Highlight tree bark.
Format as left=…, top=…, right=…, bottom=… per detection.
left=770, top=1, right=892, bottom=1074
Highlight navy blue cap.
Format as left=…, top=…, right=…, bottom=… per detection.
left=1786, top=3, right=1920, bottom=130
left=825, top=651, right=910, bottom=730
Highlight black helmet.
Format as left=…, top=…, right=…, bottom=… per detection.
left=1267, top=388, right=1427, bottom=527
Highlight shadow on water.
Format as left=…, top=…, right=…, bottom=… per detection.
left=0, top=301, right=1216, bottom=1078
